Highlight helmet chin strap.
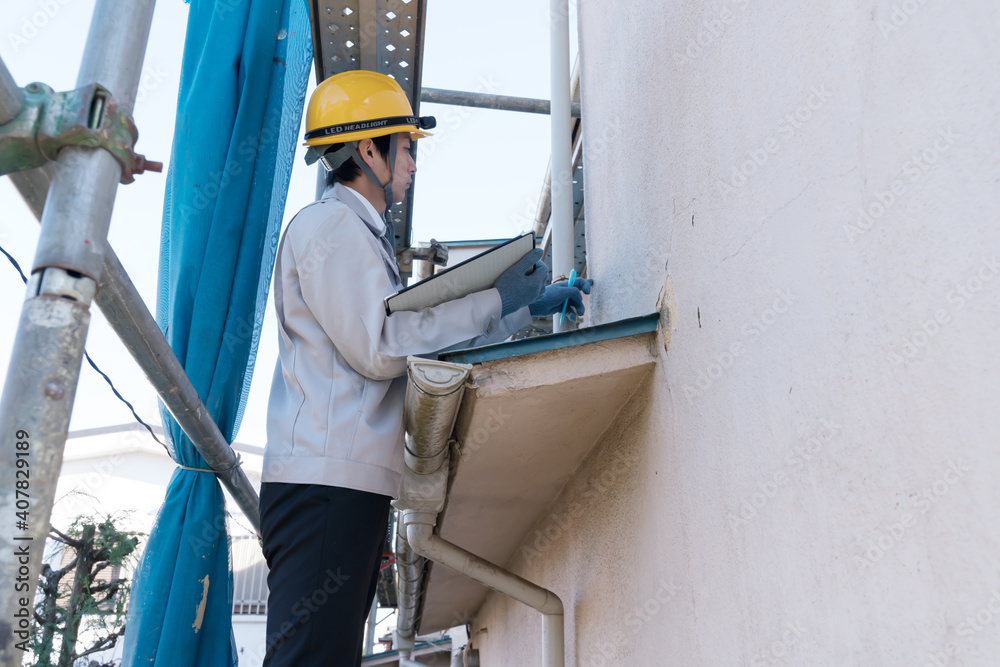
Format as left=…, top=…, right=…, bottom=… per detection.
left=343, top=134, right=399, bottom=243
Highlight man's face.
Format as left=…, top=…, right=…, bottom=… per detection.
left=389, top=134, right=416, bottom=204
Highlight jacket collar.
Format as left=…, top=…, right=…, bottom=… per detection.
left=324, top=181, right=402, bottom=288
left=325, top=182, right=386, bottom=236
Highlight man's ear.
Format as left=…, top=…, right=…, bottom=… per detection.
left=357, top=138, right=375, bottom=167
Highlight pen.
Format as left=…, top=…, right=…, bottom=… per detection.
left=559, top=269, right=577, bottom=324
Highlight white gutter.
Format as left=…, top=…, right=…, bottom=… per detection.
left=549, top=0, right=573, bottom=333
left=394, top=358, right=565, bottom=667
left=394, top=359, right=470, bottom=665
left=394, top=513, right=424, bottom=641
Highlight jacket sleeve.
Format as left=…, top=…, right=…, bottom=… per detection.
left=438, top=306, right=532, bottom=353
left=291, top=207, right=504, bottom=381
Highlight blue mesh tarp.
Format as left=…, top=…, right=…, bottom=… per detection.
left=122, top=0, right=311, bottom=664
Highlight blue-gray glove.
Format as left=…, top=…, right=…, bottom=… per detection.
left=494, top=248, right=548, bottom=317
left=529, top=277, right=594, bottom=320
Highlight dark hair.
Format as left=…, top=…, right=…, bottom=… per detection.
left=324, top=134, right=393, bottom=187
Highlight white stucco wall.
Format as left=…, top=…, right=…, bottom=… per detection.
left=473, top=1, right=999, bottom=665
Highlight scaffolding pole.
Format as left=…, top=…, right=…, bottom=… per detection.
left=364, top=600, right=377, bottom=656
left=0, top=140, right=260, bottom=542
left=420, top=87, right=581, bottom=117
left=0, top=60, right=23, bottom=122
left=0, top=2, right=155, bottom=664
left=0, top=35, right=262, bottom=528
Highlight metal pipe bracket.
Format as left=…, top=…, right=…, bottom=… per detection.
left=0, top=81, right=162, bottom=184
left=400, top=239, right=450, bottom=268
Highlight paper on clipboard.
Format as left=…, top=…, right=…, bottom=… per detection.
left=384, top=233, right=536, bottom=314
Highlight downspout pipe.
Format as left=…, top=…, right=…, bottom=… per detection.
left=403, top=513, right=565, bottom=667
left=532, top=58, right=580, bottom=252
left=394, top=358, right=565, bottom=667
left=394, top=515, right=424, bottom=640
left=395, top=359, right=473, bottom=663
left=403, top=360, right=469, bottom=475
left=549, top=0, right=573, bottom=333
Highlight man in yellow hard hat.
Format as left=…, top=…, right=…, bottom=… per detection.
left=258, top=71, right=586, bottom=666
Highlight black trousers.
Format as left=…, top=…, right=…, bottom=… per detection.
left=259, top=482, right=391, bottom=667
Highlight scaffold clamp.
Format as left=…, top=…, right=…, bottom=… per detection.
left=0, top=81, right=162, bottom=184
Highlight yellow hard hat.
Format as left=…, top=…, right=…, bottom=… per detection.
left=303, top=70, right=435, bottom=148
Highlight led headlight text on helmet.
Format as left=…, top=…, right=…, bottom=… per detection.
left=303, top=71, right=436, bottom=239
left=305, top=115, right=421, bottom=141
left=303, top=71, right=434, bottom=148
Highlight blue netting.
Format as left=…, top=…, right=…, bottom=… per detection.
left=122, top=0, right=311, bottom=664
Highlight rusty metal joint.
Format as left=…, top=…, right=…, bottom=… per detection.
left=400, top=239, right=449, bottom=268
left=0, top=81, right=162, bottom=184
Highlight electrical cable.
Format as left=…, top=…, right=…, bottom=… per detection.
left=225, top=507, right=257, bottom=537
left=0, top=241, right=166, bottom=448
left=82, top=352, right=166, bottom=448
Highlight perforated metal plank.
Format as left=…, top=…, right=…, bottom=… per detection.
left=308, top=0, right=428, bottom=280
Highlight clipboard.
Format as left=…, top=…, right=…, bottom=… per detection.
left=384, top=232, right=536, bottom=315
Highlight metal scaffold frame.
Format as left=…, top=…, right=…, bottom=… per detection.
left=0, top=0, right=580, bottom=662
left=309, top=0, right=430, bottom=280
left=0, top=2, right=262, bottom=664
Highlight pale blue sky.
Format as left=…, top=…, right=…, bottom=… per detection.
left=0, top=0, right=576, bottom=445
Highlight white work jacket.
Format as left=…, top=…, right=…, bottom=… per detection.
left=263, top=182, right=530, bottom=498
